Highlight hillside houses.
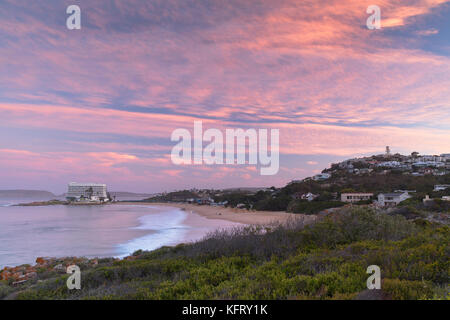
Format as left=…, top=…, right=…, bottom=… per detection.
left=326, top=149, right=450, bottom=177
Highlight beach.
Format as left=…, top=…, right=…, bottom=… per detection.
left=118, top=202, right=317, bottom=225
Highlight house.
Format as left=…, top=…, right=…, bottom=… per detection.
left=313, top=173, right=331, bottom=181
left=434, top=185, right=450, bottom=192
left=357, top=168, right=373, bottom=175
left=377, top=161, right=401, bottom=168
left=394, top=190, right=416, bottom=194
left=301, top=192, right=319, bottom=202
left=377, top=192, right=411, bottom=207
left=341, top=193, right=373, bottom=203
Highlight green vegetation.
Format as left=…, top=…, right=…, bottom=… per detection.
left=0, top=282, right=14, bottom=299
left=144, top=190, right=199, bottom=202
left=399, top=196, right=450, bottom=213
left=287, top=200, right=346, bottom=214
left=8, top=207, right=449, bottom=300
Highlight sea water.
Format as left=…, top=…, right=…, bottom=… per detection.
left=0, top=203, right=239, bottom=268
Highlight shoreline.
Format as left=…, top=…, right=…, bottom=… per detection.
left=12, top=200, right=317, bottom=226
left=116, top=202, right=317, bottom=226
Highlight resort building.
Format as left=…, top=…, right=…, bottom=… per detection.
left=377, top=192, right=411, bottom=207
left=66, top=182, right=108, bottom=202
left=341, top=193, right=373, bottom=203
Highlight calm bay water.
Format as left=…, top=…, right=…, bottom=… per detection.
left=0, top=202, right=235, bottom=268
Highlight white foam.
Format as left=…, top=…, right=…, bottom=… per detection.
left=115, top=208, right=189, bottom=257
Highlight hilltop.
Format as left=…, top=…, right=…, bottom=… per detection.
left=0, top=190, right=56, bottom=200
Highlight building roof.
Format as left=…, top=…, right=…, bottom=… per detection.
left=379, top=193, right=405, bottom=197
left=341, top=193, right=373, bottom=195
left=68, top=182, right=107, bottom=187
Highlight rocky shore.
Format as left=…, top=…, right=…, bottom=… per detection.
left=0, top=254, right=141, bottom=287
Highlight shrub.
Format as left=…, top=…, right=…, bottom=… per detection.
left=382, top=279, right=434, bottom=300
left=287, top=200, right=345, bottom=214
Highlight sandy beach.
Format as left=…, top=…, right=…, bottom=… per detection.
left=118, top=202, right=317, bottom=226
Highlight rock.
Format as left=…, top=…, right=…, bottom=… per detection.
left=25, top=266, right=36, bottom=273
left=12, top=272, right=23, bottom=280
left=0, top=271, right=12, bottom=281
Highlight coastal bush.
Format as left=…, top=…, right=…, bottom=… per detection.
left=0, top=282, right=14, bottom=299
left=287, top=200, right=346, bottom=214
left=382, top=279, right=434, bottom=300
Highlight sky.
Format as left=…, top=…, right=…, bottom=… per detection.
left=0, top=0, right=449, bottom=194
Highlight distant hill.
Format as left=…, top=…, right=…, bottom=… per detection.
left=109, top=191, right=156, bottom=201
left=0, top=190, right=56, bottom=200
left=221, top=187, right=269, bottom=193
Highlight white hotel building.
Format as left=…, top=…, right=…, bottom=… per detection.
left=66, top=182, right=108, bottom=202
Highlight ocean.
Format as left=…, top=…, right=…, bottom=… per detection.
left=0, top=201, right=241, bottom=268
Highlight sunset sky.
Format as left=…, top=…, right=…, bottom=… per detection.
left=1, top=0, right=449, bottom=194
